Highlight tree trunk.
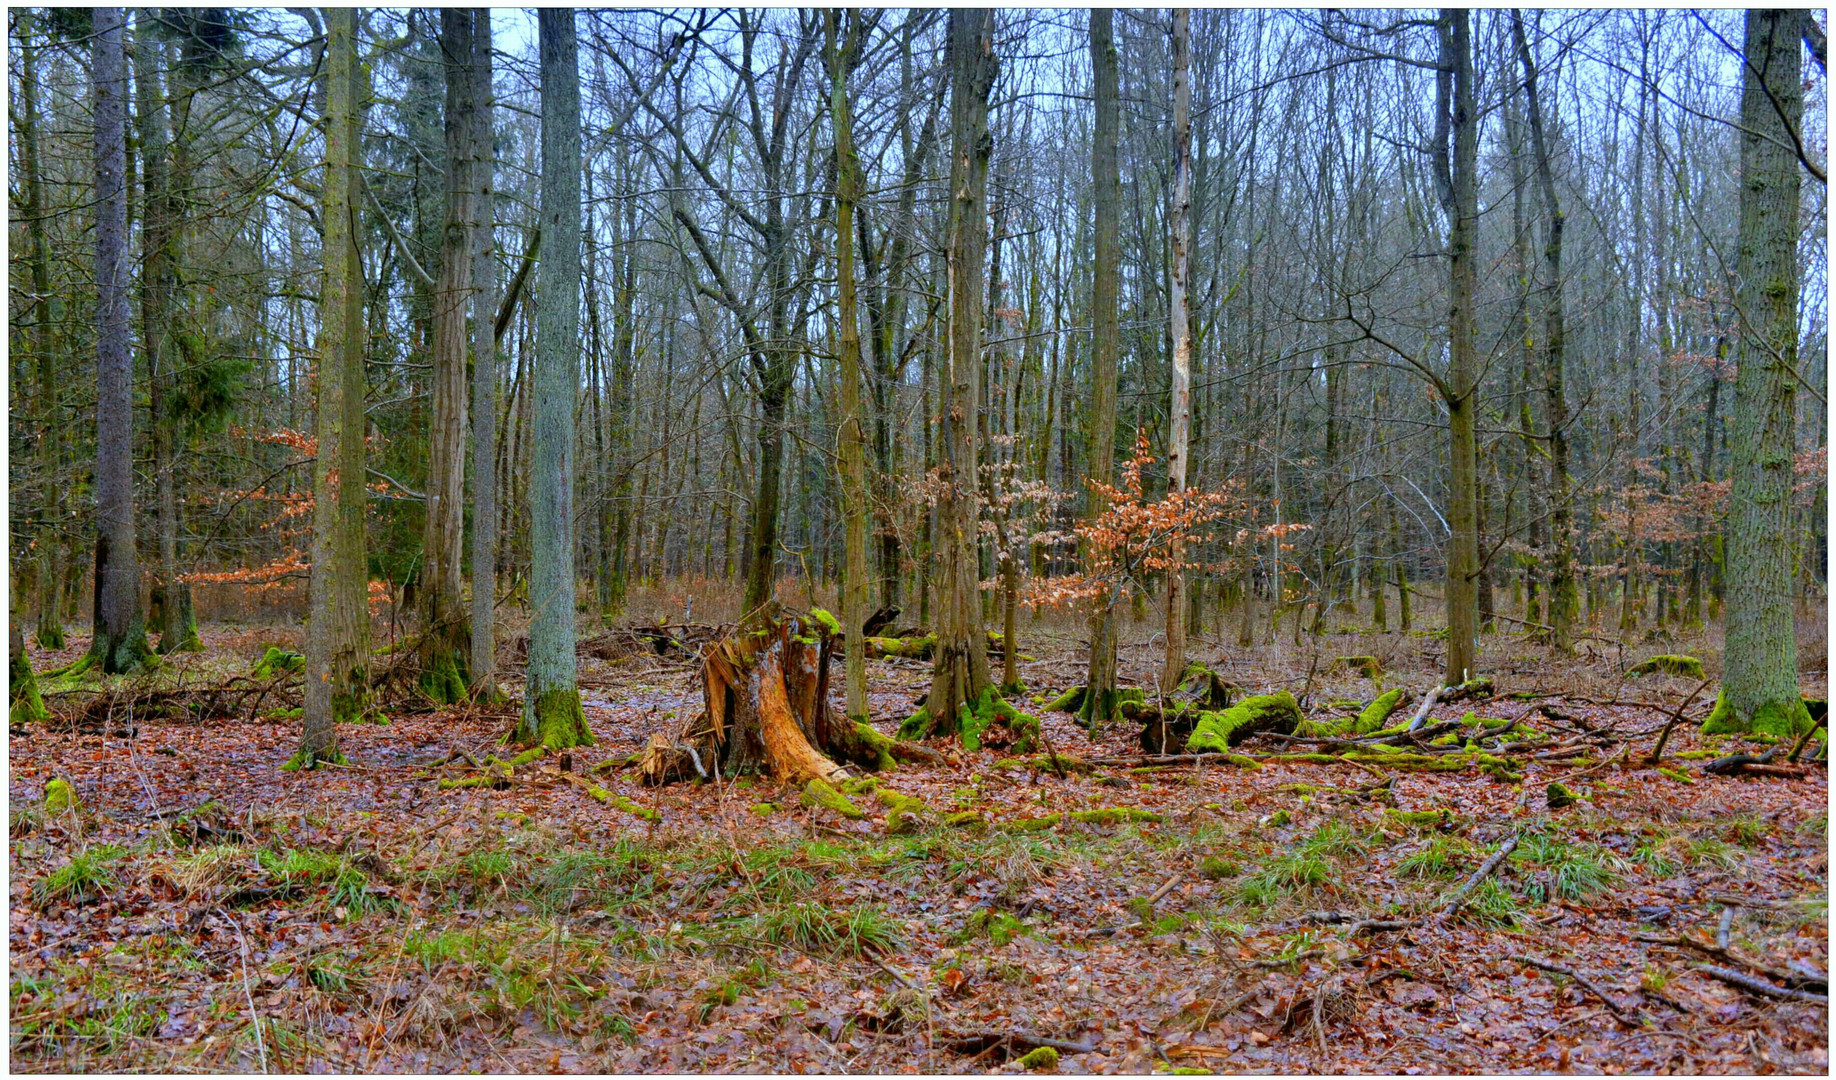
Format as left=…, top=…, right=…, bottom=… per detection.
left=419, top=8, right=480, bottom=703
left=918, top=8, right=998, bottom=739
left=1162, top=9, right=1193, bottom=692
left=19, top=11, right=65, bottom=651
left=1712, top=8, right=1811, bottom=738
left=518, top=10, right=593, bottom=750
left=1435, top=9, right=1480, bottom=686
left=1082, top=8, right=1123, bottom=726
left=296, top=8, right=361, bottom=770
left=86, top=8, right=152, bottom=677
left=1513, top=11, right=1577, bottom=651
left=830, top=11, right=871, bottom=723
left=468, top=13, right=501, bottom=700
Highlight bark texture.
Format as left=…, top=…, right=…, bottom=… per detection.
left=296, top=8, right=361, bottom=769
left=87, top=8, right=153, bottom=677
left=1162, top=9, right=1193, bottom=692
left=1713, top=8, right=1811, bottom=738
left=923, top=8, right=998, bottom=736
left=1082, top=9, right=1123, bottom=726
left=468, top=12, right=500, bottom=700
left=830, top=11, right=871, bottom=723
left=518, top=10, right=592, bottom=749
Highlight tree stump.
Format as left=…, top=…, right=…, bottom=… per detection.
left=639, top=610, right=903, bottom=786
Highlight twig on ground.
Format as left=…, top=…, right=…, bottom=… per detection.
left=1696, top=964, right=1830, bottom=1004
left=1647, top=680, right=1714, bottom=764
left=1438, top=832, right=1520, bottom=922
left=1508, top=954, right=1638, bottom=1021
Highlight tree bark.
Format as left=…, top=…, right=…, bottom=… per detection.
left=1435, top=9, right=1480, bottom=686
left=1162, top=9, right=1194, bottom=692
left=1082, top=8, right=1123, bottom=726
left=418, top=8, right=481, bottom=703
left=296, top=7, right=361, bottom=769
left=519, top=9, right=593, bottom=749
left=86, top=8, right=152, bottom=677
left=19, top=11, right=66, bottom=651
left=468, top=12, right=501, bottom=700
left=829, top=10, right=871, bottom=723
left=1714, top=8, right=1811, bottom=737
left=1513, top=10, right=1577, bottom=651
left=920, top=8, right=999, bottom=737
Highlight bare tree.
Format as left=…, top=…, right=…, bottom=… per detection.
left=1710, top=8, right=1813, bottom=737
left=917, top=8, right=998, bottom=736
left=518, top=8, right=593, bottom=749
left=1082, top=8, right=1123, bottom=726
left=1162, top=8, right=1194, bottom=691
left=84, top=8, right=152, bottom=676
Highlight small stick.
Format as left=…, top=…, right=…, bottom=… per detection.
left=1647, top=680, right=1714, bottom=764
left=1438, top=832, right=1519, bottom=922
left=1509, top=955, right=1638, bottom=1021
left=1145, top=873, right=1182, bottom=908
left=1696, top=964, right=1830, bottom=1004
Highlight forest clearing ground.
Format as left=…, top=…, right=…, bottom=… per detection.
left=9, top=620, right=1829, bottom=1073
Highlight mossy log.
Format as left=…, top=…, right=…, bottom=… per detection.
left=638, top=611, right=928, bottom=786
left=1182, top=692, right=1304, bottom=752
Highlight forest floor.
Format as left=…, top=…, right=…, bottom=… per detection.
left=8, top=614, right=1829, bottom=1073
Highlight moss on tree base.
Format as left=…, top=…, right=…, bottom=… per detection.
left=418, top=642, right=471, bottom=706
left=801, top=778, right=865, bottom=819
left=520, top=687, right=595, bottom=749
left=1700, top=688, right=1815, bottom=737
left=11, top=647, right=49, bottom=724
left=282, top=746, right=347, bottom=772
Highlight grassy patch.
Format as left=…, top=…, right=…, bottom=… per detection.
left=34, top=845, right=125, bottom=905
left=1512, top=831, right=1620, bottom=903
left=1395, top=835, right=1477, bottom=880
left=749, top=901, right=902, bottom=957
left=1234, top=851, right=1336, bottom=908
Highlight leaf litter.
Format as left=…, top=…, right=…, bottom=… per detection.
left=8, top=625, right=1828, bottom=1073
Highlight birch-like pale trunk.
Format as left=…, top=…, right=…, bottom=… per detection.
left=1162, top=9, right=1193, bottom=692
left=469, top=11, right=501, bottom=700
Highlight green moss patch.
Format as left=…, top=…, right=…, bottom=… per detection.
left=1185, top=692, right=1303, bottom=751
left=801, top=779, right=866, bottom=820
left=1626, top=654, right=1705, bottom=679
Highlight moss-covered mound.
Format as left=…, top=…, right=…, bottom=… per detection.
left=1333, top=656, right=1383, bottom=680
left=1626, top=654, right=1705, bottom=680
left=1184, top=692, right=1303, bottom=751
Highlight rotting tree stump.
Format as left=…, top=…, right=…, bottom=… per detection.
left=639, top=610, right=922, bottom=787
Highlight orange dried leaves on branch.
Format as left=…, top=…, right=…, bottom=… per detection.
left=1021, top=433, right=1300, bottom=610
